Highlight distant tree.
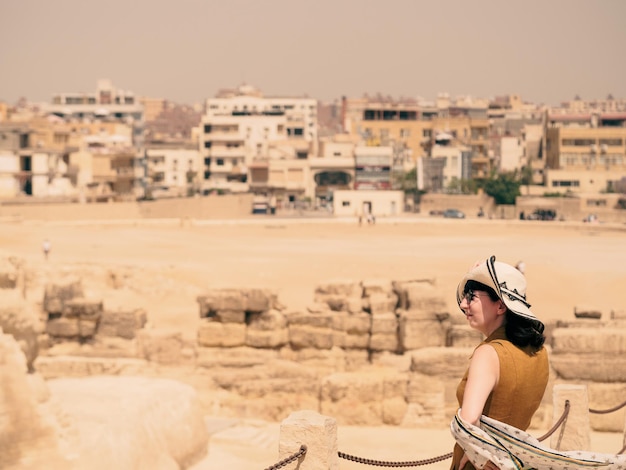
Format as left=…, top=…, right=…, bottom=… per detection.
left=447, top=177, right=479, bottom=195
left=483, top=172, right=521, bottom=205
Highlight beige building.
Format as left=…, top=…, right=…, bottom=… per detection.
left=332, top=189, right=403, bottom=217
left=342, top=95, right=492, bottom=180
left=200, top=84, right=318, bottom=197
left=545, top=113, right=626, bottom=193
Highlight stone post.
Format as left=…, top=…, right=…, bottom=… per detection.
left=551, top=384, right=590, bottom=451
left=278, top=410, right=338, bottom=470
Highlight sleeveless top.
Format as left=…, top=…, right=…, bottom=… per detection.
left=449, top=326, right=549, bottom=470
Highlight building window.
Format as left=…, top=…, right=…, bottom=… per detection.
left=204, top=171, right=211, bottom=180
left=342, top=201, right=350, bottom=207
left=204, top=125, right=212, bottom=133
left=297, top=151, right=308, bottom=159
left=423, top=129, right=432, bottom=138
left=216, top=159, right=224, bottom=166
left=204, top=141, right=212, bottom=148
left=204, top=157, right=211, bottom=166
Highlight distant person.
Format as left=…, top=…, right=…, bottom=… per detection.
left=42, top=239, right=51, bottom=261
left=477, top=207, right=485, bottom=218
left=269, top=195, right=277, bottom=215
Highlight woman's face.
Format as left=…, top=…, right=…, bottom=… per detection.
left=459, top=290, right=505, bottom=336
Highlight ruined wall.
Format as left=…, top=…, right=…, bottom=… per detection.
left=2, top=258, right=624, bottom=433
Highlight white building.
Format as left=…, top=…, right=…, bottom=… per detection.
left=145, top=144, right=202, bottom=197
left=200, top=84, right=318, bottom=194
left=44, top=79, right=145, bottom=147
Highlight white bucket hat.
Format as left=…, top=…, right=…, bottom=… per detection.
left=456, top=255, right=537, bottom=321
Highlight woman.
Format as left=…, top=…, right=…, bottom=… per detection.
left=450, top=255, right=549, bottom=470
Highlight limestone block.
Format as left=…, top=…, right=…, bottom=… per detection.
left=46, top=318, right=79, bottom=338
left=398, top=309, right=448, bottom=350
left=0, top=257, right=18, bottom=289
left=62, top=298, right=103, bottom=321
left=404, top=283, right=446, bottom=312
left=78, top=319, right=98, bottom=338
left=246, top=328, right=289, bottom=348
left=551, top=384, right=590, bottom=451
left=288, top=312, right=334, bottom=329
left=248, top=309, right=288, bottom=331
left=392, top=279, right=436, bottom=310
left=369, top=333, right=398, bottom=352
left=289, top=324, right=334, bottom=350
left=215, top=309, right=245, bottom=323
left=340, top=313, right=371, bottom=349
left=314, top=280, right=362, bottom=297
left=371, top=313, right=398, bottom=335
left=244, top=288, right=277, bottom=312
left=362, top=279, right=393, bottom=297
left=197, top=321, right=245, bottom=348
left=345, top=296, right=364, bottom=314
left=343, top=332, right=370, bottom=350
left=97, top=308, right=147, bottom=339
left=550, top=353, right=626, bottom=382
left=136, top=329, right=184, bottom=365
left=279, top=410, right=339, bottom=470
left=196, top=288, right=246, bottom=318
left=551, top=328, right=626, bottom=354
left=0, top=332, right=68, bottom=468
left=34, top=356, right=150, bottom=379
left=196, top=346, right=278, bottom=368
left=409, top=347, right=473, bottom=379
left=279, top=347, right=349, bottom=373
left=447, top=324, right=483, bottom=347
left=371, top=351, right=412, bottom=371
left=612, top=309, right=626, bottom=320
left=313, top=293, right=348, bottom=312
left=368, top=292, right=398, bottom=316
left=43, top=280, right=84, bottom=314
left=574, top=305, right=603, bottom=319
left=343, top=313, right=371, bottom=334
left=47, top=376, right=209, bottom=470
left=0, top=291, right=40, bottom=371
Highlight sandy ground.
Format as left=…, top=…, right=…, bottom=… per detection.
left=1, top=214, right=625, bottom=468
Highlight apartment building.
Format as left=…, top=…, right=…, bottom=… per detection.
left=44, top=79, right=145, bottom=147
left=0, top=123, right=76, bottom=198
left=545, top=112, right=626, bottom=193
left=145, top=142, right=202, bottom=198
left=342, top=94, right=492, bottom=183
left=200, top=84, right=317, bottom=200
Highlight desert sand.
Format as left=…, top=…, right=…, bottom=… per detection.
left=1, top=214, right=625, bottom=469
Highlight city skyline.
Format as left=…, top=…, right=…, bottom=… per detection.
left=1, top=0, right=625, bottom=106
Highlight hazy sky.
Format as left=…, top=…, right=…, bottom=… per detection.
left=1, top=0, right=625, bottom=106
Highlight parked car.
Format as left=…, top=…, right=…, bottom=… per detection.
left=443, top=209, right=465, bottom=219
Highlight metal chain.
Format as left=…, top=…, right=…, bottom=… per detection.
left=263, top=445, right=307, bottom=470
left=338, top=450, right=453, bottom=467
left=262, top=399, right=626, bottom=468
left=589, top=399, right=626, bottom=414
left=537, top=400, right=570, bottom=442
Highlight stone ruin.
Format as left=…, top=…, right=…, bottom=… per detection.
left=1, top=257, right=626, bottom=468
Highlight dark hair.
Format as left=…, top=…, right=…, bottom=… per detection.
left=463, top=280, right=545, bottom=350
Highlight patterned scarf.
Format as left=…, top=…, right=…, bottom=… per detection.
left=451, top=410, right=626, bottom=469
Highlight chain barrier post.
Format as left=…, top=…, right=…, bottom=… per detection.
left=552, top=384, right=590, bottom=451
left=278, top=410, right=338, bottom=469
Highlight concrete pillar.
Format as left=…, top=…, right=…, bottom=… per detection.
left=551, top=384, right=590, bottom=451
left=278, top=409, right=338, bottom=470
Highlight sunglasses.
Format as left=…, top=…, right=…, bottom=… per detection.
left=463, top=290, right=491, bottom=304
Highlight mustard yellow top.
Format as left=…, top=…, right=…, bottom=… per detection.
left=450, top=326, right=549, bottom=470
